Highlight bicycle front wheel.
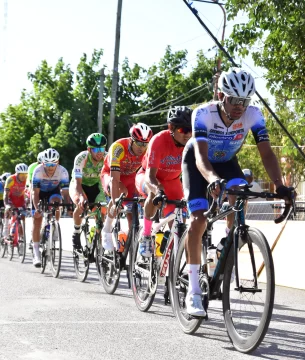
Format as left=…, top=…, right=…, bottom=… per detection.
left=50, top=221, right=62, bottom=278
left=131, top=227, right=157, bottom=312
left=17, top=220, right=26, bottom=263
left=169, top=230, right=203, bottom=334
left=73, top=229, right=90, bottom=282
left=222, top=227, right=275, bottom=353
left=97, top=234, right=120, bottom=294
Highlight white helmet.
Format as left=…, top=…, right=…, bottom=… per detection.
left=42, top=148, right=60, bottom=163
left=1, top=172, right=11, bottom=182
left=129, top=123, right=153, bottom=143
left=15, top=163, right=28, bottom=174
left=218, top=68, right=256, bottom=97
left=37, top=151, right=45, bottom=163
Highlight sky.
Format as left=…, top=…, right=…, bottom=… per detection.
left=0, top=0, right=271, bottom=113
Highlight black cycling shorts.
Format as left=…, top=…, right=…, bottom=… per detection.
left=82, top=183, right=100, bottom=204
left=182, top=147, right=245, bottom=214
left=31, top=187, right=62, bottom=212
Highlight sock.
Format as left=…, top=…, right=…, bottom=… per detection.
left=143, top=217, right=153, bottom=236
left=3, top=218, right=9, bottom=237
left=73, top=225, right=81, bottom=234
left=103, top=216, right=113, bottom=233
left=33, top=242, right=40, bottom=257
left=187, top=264, right=201, bottom=295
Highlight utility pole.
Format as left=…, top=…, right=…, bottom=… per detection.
left=108, top=0, right=123, bottom=146
left=97, top=68, right=105, bottom=133
left=212, top=0, right=226, bottom=100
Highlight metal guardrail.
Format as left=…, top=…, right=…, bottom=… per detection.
left=246, top=201, right=305, bottom=221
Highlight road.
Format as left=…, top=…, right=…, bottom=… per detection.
left=0, top=221, right=304, bottom=360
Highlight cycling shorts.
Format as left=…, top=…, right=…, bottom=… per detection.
left=182, top=147, right=245, bottom=214
left=135, top=172, right=184, bottom=217
left=31, top=187, right=62, bottom=215
left=101, top=173, right=137, bottom=209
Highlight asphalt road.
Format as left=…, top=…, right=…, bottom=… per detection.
left=0, top=244, right=304, bottom=360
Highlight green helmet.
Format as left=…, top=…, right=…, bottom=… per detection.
left=86, top=133, right=107, bottom=148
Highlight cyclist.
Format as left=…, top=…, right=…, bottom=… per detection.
left=182, top=68, right=292, bottom=316
left=101, top=123, right=153, bottom=251
left=3, top=164, right=28, bottom=243
left=69, top=133, right=107, bottom=252
left=31, top=148, right=71, bottom=267
left=135, top=106, right=192, bottom=257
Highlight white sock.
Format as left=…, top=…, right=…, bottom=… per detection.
left=33, top=242, right=40, bottom=257
left=187, top=264, right=201, bottom=295
left=103, top=216, right=113, bottom=233
left=3, top=218, right=9, bottom=237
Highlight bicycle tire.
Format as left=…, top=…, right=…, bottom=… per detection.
left=97, top=233, right=120, bottom=295
left=73, top=228, right=90, bottom=282
left=50, top=221, right=62, bottom=278
left=17, top=220, right=26, bottom=263
left=222, top=227, right=275, bottom=353
left=131, top=226, right=157, bottom=312
left=0, top=230, right=7, bottom=258
left=169, top=229, right=203, bottom=334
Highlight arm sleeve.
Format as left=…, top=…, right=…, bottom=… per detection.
left=109, top=143, right=125, bottom=172
left=146, top=135, right=163, bottom=170
left=73, top=152, right=87, bottom=179
left=250, top=108, right=270, bottom=144
left=192, top=106, right=208, bottom=141
left=60, top=168, right=70, bottom=189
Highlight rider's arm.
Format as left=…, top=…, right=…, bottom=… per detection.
left=257, top=141, right=284, bottom=188
left=193, top=140, right=220, bottom=183
left=108, top=142, right=125, bottom=203
left=110, top=170, right=121, bottom=203
left=3, top=188, right=9, bottom=207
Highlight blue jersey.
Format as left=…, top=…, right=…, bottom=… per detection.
left=32, top=164, right=69, bottom=192
left=187, top=102, right=269, bottom=163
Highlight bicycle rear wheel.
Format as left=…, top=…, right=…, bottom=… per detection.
left=131, top=227, right=157, bottom=312
left=17, top=220, right=26, bottom=263
left=222, top=227, right=275, bottom=353
left=0, top=235, right=7, bottom=258
left=73, top=229, right=90, bottom=282
left=169, top=230, right=203, bottom=334
left=97, top=234, right=120, bottom=294
left=50, top=221, right=62, bottom=278
left=7, top=239, right=14, bottom=261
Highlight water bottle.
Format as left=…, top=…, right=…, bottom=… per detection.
left=207, top=245, right=217, bottom=277
left=117, top=230, right=127, bottom=253
left=155, top=232, right=164, bottom=257
left=88, top=226, right=96, bottom=243
left=45, top=224, right=50, bottom=240
left=159, top=230, right=170, bottom=254
left=216, top=237, right=226, bottom=259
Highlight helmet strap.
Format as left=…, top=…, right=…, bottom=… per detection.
left=170, top=130, right=185, bottom=148
left=220, top=101, right=239, bottom=123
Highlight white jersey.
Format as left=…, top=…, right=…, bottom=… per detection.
left=32, top=164, right=70, bottom=192
left=188, top=102, right=269, bottom=163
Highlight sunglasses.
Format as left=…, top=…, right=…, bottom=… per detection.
left=91, top=147, right=105, bottom=153
left=227, top=96, right=251, bottom=107
left=177, top=127, right=192, bottom=134
left=44, top=162, right=57, bottom=168
left=134, top=140, right=148, bottom=148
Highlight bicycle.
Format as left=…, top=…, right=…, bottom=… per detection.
left=131, top=197, right=187, bottom=312
left=97, top=194, right=145, bottom=294
left=35, top=200, right=68, bottom=278
left=0, top=207, right=6, bottom=258
left=0, top=207, right=26, bottom=262
left=169, top=179, right=294, bottom=353
left=73, top=201, right=107, bottom=282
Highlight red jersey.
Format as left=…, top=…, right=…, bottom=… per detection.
left=101, top=138, right=145, bottom=177
left=5, top=174, right=26, bottom=207
left=141, top=130, right=183, bottom=181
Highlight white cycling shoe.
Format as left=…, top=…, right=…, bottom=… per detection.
left=185, top=293, right=206, bottom=317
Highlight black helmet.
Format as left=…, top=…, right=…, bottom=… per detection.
left=86, top=133, right=107, bottom=148
left=167, top=106, right=192, bottom=127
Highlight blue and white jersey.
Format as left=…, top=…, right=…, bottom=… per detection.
left=186, top=102, right=269, bottom=163
left=32, top=164, right=70, bottom=192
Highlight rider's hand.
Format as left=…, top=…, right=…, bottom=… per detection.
left=207, top=179, right=222, bottom=200
left=5, top=205, right=11, bottom=211
left=77, top=194, right=86, bottom=210
left=153, top=189, right=166, bottom=206
left=276, top=185, right=294, bottom=204
left=33, top=209, right=42, bottom=219
left=109, top=204, right=117, bottom=217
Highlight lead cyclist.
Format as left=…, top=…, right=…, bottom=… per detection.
left=182, top=68, right=293, bottom=316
